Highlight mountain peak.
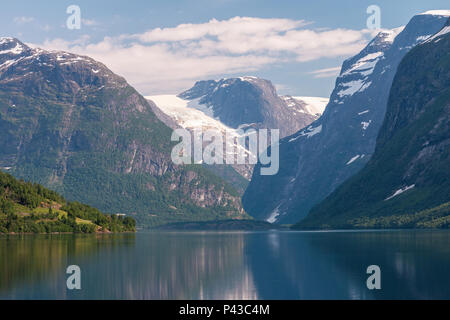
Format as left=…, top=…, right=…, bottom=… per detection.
left=175, top=76, right=320, bottom=137
left=362, top=26, right=404, bottom=52
left=376, top=26, right=405, bottom=43
left=0, top=37, right=29, bottom=55
left=179, top=76, right=272, bottom=101
left=220, top=76, right=260, bottom=81
left=0, top=37, right=126, bottom=95
left=236, top=76, right=260, bottom=82
left=0, top=37, right=21, bottom=44
left=417, top=10, right=450, bottom=17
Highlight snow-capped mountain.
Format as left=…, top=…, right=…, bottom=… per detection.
left=147, top=95, right=238, bottom=132
left=146, top=94, right=256, bottom=179
left=147, top=93, right=327, bottom=135
left=296, top=17, right=450, bottom=229
left=0, top=37, right=119, bottom=89
left=147, top=78, right=328, bottom=180
left=176, top=77, right=328, bottom=137
left=243, top=11, right=450, bottom=224
left=0, top=37, right=247, bottom=227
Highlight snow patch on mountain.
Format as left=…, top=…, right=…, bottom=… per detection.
left=238, top=76, right=258, bottom=82
left=381, top=27, right=405, bottom=43
left=416, top=34, right=433, bottom=42
left=146, top=95, right=224, bottom=129
left=385, top=184, right=415, bottom=201
left=146, top=94, right=256, bottom=164
left=346, top=155, right=361, bottom=165
left=288, top=124, right=322, bottom=142
left=0, top=59, right=19, bottom=69
left=292, top=96, right=329, bottom=115
left=0, top=42, right=24, bottom=55
left=361, top=120, right=372, bottom=130
left=426, top=25, right=450, bottom=43
left=281, top=96, right=328, bottom=117
left=418, top=10, right=450, bottom=17
left=333, top=27, right=406, bottom=99
left=304, top=124, right=323, bottom=138
left=0, top=37, right=14, bottom=45
left=266, top=205, right=281, bottom=223
left=358, top=109, right=370, bottom=115
left=342, top=51, right=384, bottom=77
left=336, top=79, right=372, bottom=97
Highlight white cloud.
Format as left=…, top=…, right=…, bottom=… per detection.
left=13, top=16, right=35, bottom=25
left=82, top=18, right=100, bottom=27
left=135, top=17, right=308, bottom=43
left=34, top=16, right=373, bottom=95
left=41, top=24, right=51, bottom=32
left=308, top=66, right=341, bottom=78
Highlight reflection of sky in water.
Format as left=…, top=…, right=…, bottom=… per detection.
left=1, top=230, right=450, bottom=299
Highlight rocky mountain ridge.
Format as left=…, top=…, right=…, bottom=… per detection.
left=296, top=19, right=450, bottom=229
left=0, top=37, right=247, bottom=227
left=243, top=12, right=450, bottom=224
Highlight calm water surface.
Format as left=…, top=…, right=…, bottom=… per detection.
left=1, top=230, right=450, bottom=299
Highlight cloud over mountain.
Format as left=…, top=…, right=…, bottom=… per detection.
left=35, top=16, right=374, bottom=94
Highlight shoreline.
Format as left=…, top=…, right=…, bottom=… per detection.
left=0, top=230, right=136, bottom=236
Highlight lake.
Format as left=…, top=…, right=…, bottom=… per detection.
left=1, top=230, right=450, bottom=299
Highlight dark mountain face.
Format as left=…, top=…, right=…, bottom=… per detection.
left=178, top=77, right=319, bottom=138
left=243, top=13, right=450, bottom=224
left=149, top=77, right=324, bottom=192
left=0, top=37, right=247, bottom=227
left=295, top=22, right=450, bottom=229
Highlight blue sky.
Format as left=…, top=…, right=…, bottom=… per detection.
left=1, top=0, right=449, bottom=97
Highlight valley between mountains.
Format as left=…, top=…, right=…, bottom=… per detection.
left=1, top=10, right=449, bottom=231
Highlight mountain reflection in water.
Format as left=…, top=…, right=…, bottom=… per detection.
left=1, top=230, right=450, bottom=299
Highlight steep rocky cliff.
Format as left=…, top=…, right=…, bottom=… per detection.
left=243, top=12, right=449, bottom=224
left=0, top=37, right=247, bottom=227
left=295, top=19, right=450, bottom=229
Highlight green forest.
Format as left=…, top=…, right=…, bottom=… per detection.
left=0, top=170, right=135, bottom=234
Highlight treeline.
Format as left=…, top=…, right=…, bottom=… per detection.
left=0, top=171, right=135, bottom=234
left=62, top=202, right=136, bottom=232
left=348, top=202, right=450, bottom=229
left=0, top=207, right=135, bottom=234
left=0, top=171, right=65, bottom=209
left=0, top=209, right=93, bottom=234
